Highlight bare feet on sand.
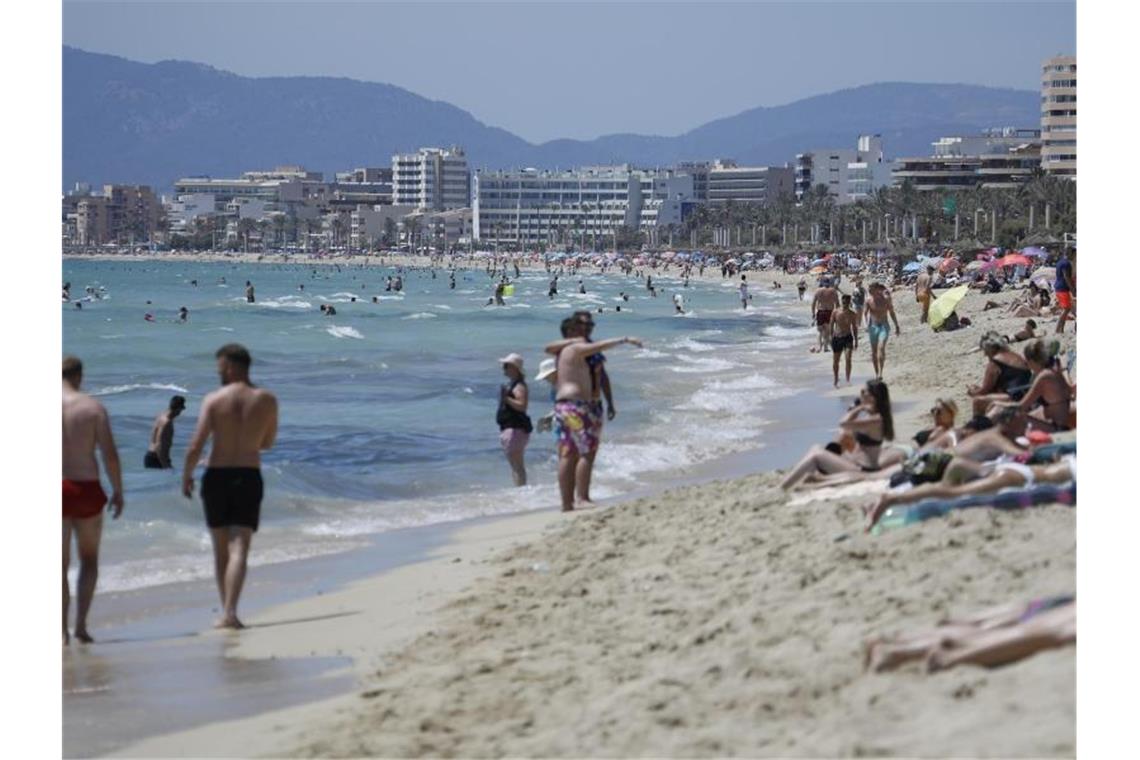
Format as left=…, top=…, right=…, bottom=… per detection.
left=214, top=616, right=246, bottom=630
left=74, top=629, right=95, bottom=644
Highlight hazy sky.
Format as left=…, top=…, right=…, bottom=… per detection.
left=63, top=1, right=1075, bottom=143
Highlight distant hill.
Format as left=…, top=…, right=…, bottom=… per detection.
left=63, top=46, right=1040, bottom=192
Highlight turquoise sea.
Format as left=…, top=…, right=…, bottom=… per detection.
left=62, top=258, right=819, bottom=591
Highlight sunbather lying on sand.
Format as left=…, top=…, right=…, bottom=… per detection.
left=864, top=456, right=1075, bottom=529
left=864, top=596, right=1075, bottom=673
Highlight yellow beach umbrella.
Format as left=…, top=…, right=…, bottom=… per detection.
left=928, top=285, right=969, bottom=330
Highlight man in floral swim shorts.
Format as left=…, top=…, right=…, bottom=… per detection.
left=546, top=318, right=642, bottom=512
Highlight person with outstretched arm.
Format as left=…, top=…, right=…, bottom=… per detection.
left=545, top=324, right=642, bottom=512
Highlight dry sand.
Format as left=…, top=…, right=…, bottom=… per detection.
left=113, top=263, right=1076, bottom=758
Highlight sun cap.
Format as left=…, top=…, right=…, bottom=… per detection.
left=534, top=358, right=557, bottom=381
left=499, top=353, right=525, bottom=371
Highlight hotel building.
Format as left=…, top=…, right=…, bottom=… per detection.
left=74, top=184, right=162, bottom=245
left=473, top=165, right=695, bottom=246
left=706, top=162, right=794, bottom=205
left=1040, top=55, right=1076, bottom=178
left=392, top=147, right=471, bottom=211
left=892, top=129, right=1042, bottom=191
left=795, top=135, right=892, bottom=204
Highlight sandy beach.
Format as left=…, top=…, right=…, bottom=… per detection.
left=94, top=262, right=1075, bottom=758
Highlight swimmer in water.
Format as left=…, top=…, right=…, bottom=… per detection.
left=179, top=306, right=189, bottom=323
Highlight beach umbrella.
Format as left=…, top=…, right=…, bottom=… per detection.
left=809, top=265, right=827, bottom=274
left=928, top=285, right=969, bottom=330
left=1030, top=267, right=1056, bottom=287
left=660, top=251, right=676, bottom=260
left=998, top=253, right=1031, bottom=268
left=902, top=261, right=923, bottom=273
left=964, top=260, right=986, bottom=272
left=938, top=257, right=960, bottom=273
left=1022, top=246, right=1048, bottom=258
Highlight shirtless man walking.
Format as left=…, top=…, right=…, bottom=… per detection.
left=829, top=294, right=860, bottom=386
left=545, top=320, right=641, bottom=512
left=915, top=266, right=934, bottom=324
left=863, top=282, right=901, bottom=379
left=63, top=356, right=124, bottom=644
left=811, top=278, right=840, bottom=352
left=182, top=344, right=278, bottom=629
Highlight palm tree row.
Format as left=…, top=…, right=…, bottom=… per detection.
left=677, top=173, right=1076, bottom=251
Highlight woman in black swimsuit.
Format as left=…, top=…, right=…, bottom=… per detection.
left=967, top=332, right=1033, bottom=418
left=780, top=379, right=897, bottom=489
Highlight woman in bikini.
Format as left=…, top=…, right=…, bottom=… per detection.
left=996, top=339, right=1073, bottom=432
left=967, top=332, right=1033, bottom=418
left=780, top=379, right=896, bottom=490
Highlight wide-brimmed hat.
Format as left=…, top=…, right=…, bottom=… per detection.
left=499, top=353, right=525, bottom=371
left=534, top=358, right=556, bottom=381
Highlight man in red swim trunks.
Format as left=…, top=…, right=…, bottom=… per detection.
left=62, top=356, right=124, bottom=645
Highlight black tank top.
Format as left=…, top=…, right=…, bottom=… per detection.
left=496, top=379, right=533, bottom=432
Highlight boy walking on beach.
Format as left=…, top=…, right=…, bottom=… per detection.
left=63, top=356, right=124, bottom=645
left=829, top=294, right=860, bottom=386
left=546, top=321, right=642, bottom=512
left=863, top=282, right=901, bottom=379
left=182, top=344, right=278, bottom=629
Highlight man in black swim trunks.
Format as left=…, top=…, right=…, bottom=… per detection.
left=829, top=294, right=860, bottom=387
left=182, top=344, right=278, bottom=630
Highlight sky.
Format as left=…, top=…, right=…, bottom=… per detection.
left=63, top=1, right=1075, bottom=144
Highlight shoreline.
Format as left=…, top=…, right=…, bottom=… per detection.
left=71, top=266, right=1076, bottom=757
left=70, top=367, right=847, bottom=756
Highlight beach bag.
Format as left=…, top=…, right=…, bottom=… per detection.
left=890, top=451, right=954, bottom=487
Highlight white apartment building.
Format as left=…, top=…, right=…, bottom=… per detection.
left=473, top=165, right=695, bottom=247
left=706, top=162, right=794, bottom=205
left=795, top=135, right=892, bottom=204
left=392, top=147, right=471, bottom=211
left=1041, top=55, right=1076, bottom=178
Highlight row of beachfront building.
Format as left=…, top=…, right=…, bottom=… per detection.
left=63, top=57, right=1075, bottom=249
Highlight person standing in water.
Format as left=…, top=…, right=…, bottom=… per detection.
left=145, top=395, right=187, bottom=469
left=182, top=344, right=278, bottom=630
left=545, top=318, right=641, bottom=512
left=496, top=353, right=532, bottom=486
left=739, top=275, right=750, bottom=310
left=62, top=356, right=124, bottom=644
left=244, top=281, right=255, bottom=303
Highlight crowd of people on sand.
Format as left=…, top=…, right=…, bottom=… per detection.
left=64, top=246, right=1075, bottom=678
left=776, top=245, right=1076, bottom=675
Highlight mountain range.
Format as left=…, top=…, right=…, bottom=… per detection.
left=63, top=46, right=1041, bottom=192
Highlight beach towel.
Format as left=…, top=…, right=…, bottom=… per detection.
left=871, top=481, right=1076, bottom=534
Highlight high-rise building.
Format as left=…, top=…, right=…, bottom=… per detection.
left=1041, top=55, right=1076, bottom=178
left=392, top=147, right=470, bottom=211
